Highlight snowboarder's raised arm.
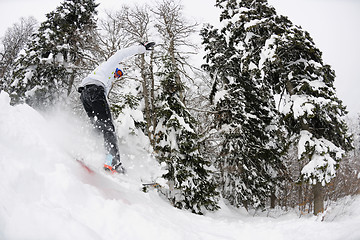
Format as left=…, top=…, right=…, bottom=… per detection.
left=80, top=42, right=155, bottom=95
left=107, top=42, right=155, bottom=68
left=99, top=45, right=146, bottom=75
left=89, top=42, right=155, bottom=84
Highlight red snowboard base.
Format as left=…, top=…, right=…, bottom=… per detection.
left=76, top=159, right=95, bottom=174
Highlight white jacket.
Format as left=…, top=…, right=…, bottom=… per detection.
left=80, top=45, right=147, bottom=95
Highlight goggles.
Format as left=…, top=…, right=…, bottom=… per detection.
left=114, top=68, right=124, bottom=78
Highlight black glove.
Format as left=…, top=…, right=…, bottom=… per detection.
left=142, top=42, right=155, bottom=50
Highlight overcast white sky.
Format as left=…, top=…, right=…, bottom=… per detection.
left=1, top=0, right=359, bottom=116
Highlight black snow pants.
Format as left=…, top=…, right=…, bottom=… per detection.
left=79, top=84, right=121, bottom=166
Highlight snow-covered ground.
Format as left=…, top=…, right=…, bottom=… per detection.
left=0, top=90, right=359, bottom=240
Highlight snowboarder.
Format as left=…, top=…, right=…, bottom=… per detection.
left=78, top=42, right=155, bottom=174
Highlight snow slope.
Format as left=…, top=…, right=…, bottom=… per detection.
left=0, top=90, right=359, bottom=240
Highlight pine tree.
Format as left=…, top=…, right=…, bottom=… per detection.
left=264, top=22, right=353, bottom=214
left=207, top=0, right=352, bottom=214
left=152, top=0, right=219, bottom=214
left=154, top=55, right=219, bottom=214
left=10, top=0, right=98, bottom=107
left=201, top=0, right=287, bottom=209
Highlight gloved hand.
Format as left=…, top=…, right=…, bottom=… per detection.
left=141, top=42, right=155, bottom=50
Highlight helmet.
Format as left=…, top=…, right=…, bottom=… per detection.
left=114, top=68, right=123, bottom=78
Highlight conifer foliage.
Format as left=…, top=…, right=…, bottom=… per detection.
left=153, top=0, right=219, bottom=214
left=154, top=55, right=219, bottom=214
left=201, top=0, right=287, bottom=209
left=266, top=26, right=352, bottom=187
left=10, top=0, right=98, bottom=107
left=265, top=11, right=352, bottom=214
left=202, top=0, right=352, bottom=212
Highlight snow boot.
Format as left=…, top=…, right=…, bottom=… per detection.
left=104, top=154, right=125, bottom=174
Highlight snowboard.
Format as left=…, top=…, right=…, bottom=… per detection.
left=76, top=159, right=161, bottom=190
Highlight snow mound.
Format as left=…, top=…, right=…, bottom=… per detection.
left=0, top=90, right=359, bottom=240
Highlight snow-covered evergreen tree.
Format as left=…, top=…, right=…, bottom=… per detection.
left=203, top=0, right=352, bottom=214
left=154, top=55, right=219, bottom=214
left=10, top=0, right=98, bottom=107
left=201, top=0, right=287, bottom=209
left=150, top=0, right=219, bottom=214
left=264, top=21, right=352, bottom=214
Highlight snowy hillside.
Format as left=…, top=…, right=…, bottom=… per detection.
left=0, top=90, right=359, bottom=240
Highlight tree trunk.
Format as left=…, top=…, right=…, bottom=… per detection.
left=149, top=51, right=156, bottom=147
left=140, top=54, right=152, bottom=142
left=270, top=191, right=276, bottom=209
left=67, top=73, right=75, bottom=96
left=313, top=182, right=324, bottom=215
left=169, top=39, right=184, bottom=104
